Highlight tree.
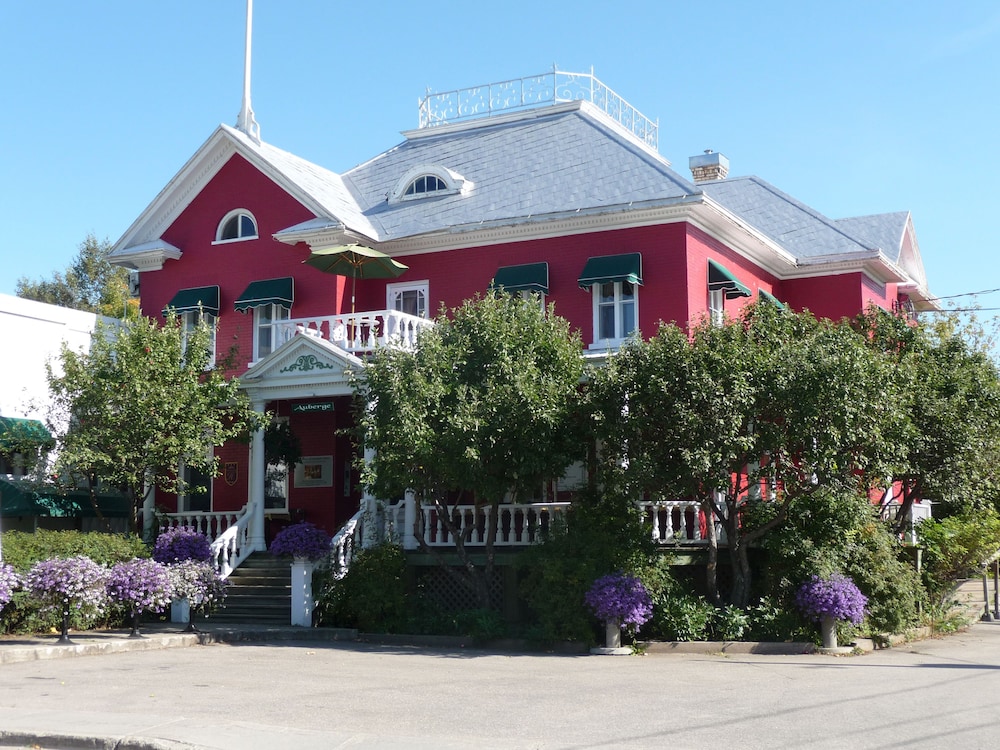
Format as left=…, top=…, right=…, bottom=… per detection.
left=16, top=234, right=138, bottom=319
left=592, top=303, right=909, bottom=607
left=855, top=307, right=1000, bottom=526
left=357, top=293, right=587, bottom=609
left=46, top=313, right=264, bottom=532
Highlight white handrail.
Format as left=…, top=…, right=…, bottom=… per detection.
left=329, top=509, right=365, bottom=579
left=161, top=505, right=252, bottom=578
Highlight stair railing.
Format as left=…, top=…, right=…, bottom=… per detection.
left=329, top=509, right=365, bottom=579
left=209, top=504, right=253, bottom=579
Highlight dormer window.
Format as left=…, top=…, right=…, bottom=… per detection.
left=404, top=174, right=448, bottom=197
left=390, top=165, right=471, bottom=203
left=215, top=209, right=258, bottom=243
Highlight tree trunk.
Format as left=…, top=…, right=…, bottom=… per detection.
left=727, top=511, right=753, bottom=608
left=701, top=498, right=720, bottom=605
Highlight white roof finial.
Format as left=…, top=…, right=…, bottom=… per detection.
left=235, top=0, right=261, bottom=144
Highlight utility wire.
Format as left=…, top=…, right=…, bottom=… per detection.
left=928, top=287, right=1000, bottom=301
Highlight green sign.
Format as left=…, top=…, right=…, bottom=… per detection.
left=292, top=402, right=334, bottom=413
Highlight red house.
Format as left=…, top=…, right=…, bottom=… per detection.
left=109, top=70, right=933, bottom=571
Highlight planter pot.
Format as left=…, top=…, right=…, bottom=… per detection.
left=590, top=618, right=631, bottom=656
left=171, top=597, right=190, bottom=625
left=820, top=615, right=838, bottom=649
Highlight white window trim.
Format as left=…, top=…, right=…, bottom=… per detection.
left=253, top=303, right=291, bottom=362
left=213, top=208, right=259, bottom=244
left=588, top=281, right=639, bottom=350
left=181, top=310, right=217, bottom=369
left=709, top=288, right=725, bottom=327
left=389, top=165, right=471, bottom=203
left=387, top=280, right=430, bottom=318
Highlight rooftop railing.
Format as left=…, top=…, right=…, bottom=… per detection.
left=418, top=66, right=658, bottom=151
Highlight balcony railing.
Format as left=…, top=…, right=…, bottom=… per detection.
left=264, top=310, right=433, bottom=359
left=418, top=66, right=659, bottom=151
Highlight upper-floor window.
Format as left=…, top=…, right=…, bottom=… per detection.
left=387, top=280, right=429, bottom=318
left=215, top=209, right=258, bottom=243
left=491, top=262, right=548, bottom=311
left=707, top=259, right=751, bottom=327
left=404, top=175, right=448, bottom=197
left=389, top=165, right=471, bottom=203
left=577, top=253, right=642, bottom=349
left=163, top=286, right=219, bottom=368
left=234, top=277, right=294, bottom=362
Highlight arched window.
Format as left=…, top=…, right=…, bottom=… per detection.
left=216, top=209, right=258, bottom=242
left=390, top=165, right=471, bottom=203
left=403, top=174, right=448, bottom=197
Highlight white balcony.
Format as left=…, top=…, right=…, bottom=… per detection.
left=263, top=310, right=433, bottom=360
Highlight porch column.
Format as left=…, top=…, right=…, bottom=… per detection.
left=248, top=400, right=267, bottom=552
left=403, top=489, right=418, bottom=550
left=360, top=445, right=379, bottom=549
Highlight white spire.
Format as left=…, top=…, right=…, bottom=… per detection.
left=235, top=0, right=261, bottom=143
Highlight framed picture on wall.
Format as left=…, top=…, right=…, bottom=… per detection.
left=294, top=455, right=334, bottom=488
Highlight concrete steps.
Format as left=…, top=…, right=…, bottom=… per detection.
left=203, top=553, right=292, bottom=625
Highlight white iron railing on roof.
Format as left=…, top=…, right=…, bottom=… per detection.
left=418, top=66, right=659, bottom=151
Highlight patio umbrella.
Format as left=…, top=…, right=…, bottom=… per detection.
left=303, top=244, right=408, bottom=314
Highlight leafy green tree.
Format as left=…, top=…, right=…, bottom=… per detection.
left=16, top=234, right=138, bottom=319
left=45, top=313, right=264, bottom=532
left=592, top=303, right=908, bottom=607
left=357, top=293, right=587, bottom=609
left=855, top=308, right=1000, bottom=524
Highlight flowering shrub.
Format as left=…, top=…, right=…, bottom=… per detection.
left=152, top=526, right=212, bottom=564
left=25, top=556, right=107, bottom=619
left=106, top=558, right=174, bottom=617
left=0, top=563, right=21, bottom=609
left=585, top=572, right=653, bottom=628
left=167, top=560, right=228, bottom=614
left=269, top=521, right=331, bottom=561
left=796, top=573, right=868, bottom=625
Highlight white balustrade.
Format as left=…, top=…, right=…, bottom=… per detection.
left=417, top=502, right=570, bottom=547
left=639, top=500, right=723, bottom=544
left=271, top=309, right=432, bottom=358
left=161, top=505, right=251, bottom=578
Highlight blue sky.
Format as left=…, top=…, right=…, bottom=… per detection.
left=2, top=1, right=998, bottom=323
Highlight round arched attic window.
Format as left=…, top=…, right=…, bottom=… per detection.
left=216, top=209, right=259, bottom=242
left=390, top=165, right=471, bottom=203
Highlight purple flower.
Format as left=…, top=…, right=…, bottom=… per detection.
left=153, top=526, right=213, bottom=564
left=0, top=563, right=20, bottom=608
left=106, top=558, right=173, bottom=616
left=166, top=560, right=228, bottom=614
left=585, top=572, right=653, bottom=628
left=796, top=574, right=868, bottom=625
left=269, top=521, right=331, bottom=561
left=26, top=556, right=107, bottom=617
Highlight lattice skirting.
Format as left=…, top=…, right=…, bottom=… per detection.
left=415, top=566, right=505, bottom=612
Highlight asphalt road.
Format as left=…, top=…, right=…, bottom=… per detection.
left=3, top=623, right=1000, bottom=749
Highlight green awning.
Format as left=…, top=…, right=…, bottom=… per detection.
left=490, top=263, right=549, bottom=295
left=759, top=289, right=786, bottom=310
left=163, top=285, right=220, bottom=316
left=577, top=253, right=643, bottom=288
left=708, top=260, right=751, bottom=299
left=0, top=478, right=130, bottom=518
left=234, top=277, right=294, bottom=312
left=0, top=417, right=55, bottom=451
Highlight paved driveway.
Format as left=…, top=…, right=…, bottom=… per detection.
left=2, top=623, right=1000, bottom=749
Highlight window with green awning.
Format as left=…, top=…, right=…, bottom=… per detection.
left=759, top=289, right=786, bottom=309
left=234, top=277, right=294, bottom=312
left=162, top=286, right=220, bottom=315
left=577, top=253, right=643, bottom=288
left=490, top=263, right=549, bottom=294
left=0, top=416, right=55, bottom=451
left=708, top=260, right=751, bottom=299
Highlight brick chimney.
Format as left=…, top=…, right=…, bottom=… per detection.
left=689, top=150, right=729, bottom=183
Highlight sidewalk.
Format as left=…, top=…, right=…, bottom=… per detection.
left=0, top=621, right=358, bottom=666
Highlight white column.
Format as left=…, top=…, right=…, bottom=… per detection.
left=248, top=400, right=267, bottom=552
left=403, top=489, right=417, bottom=550
left=360, top=445, right=379, bottom=549
left=290, top=559, right=315, bottom=627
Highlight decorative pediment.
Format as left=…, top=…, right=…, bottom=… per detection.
left=239, top=331, right=363, bottom=403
